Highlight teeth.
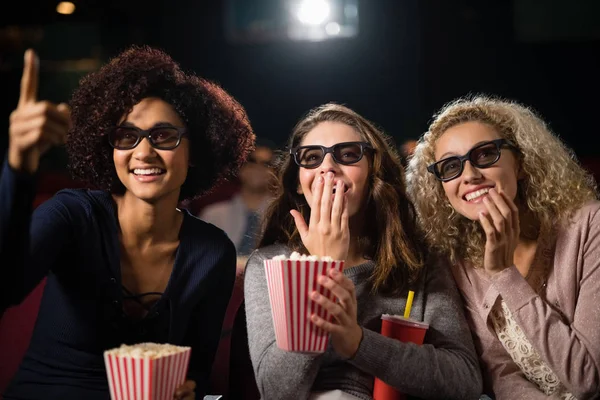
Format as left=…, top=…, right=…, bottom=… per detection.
left=332, top=183, right=347, bottom=194
left=465, top=188, right=490, bottom=201
left=133, top=168, right=164, bottom=175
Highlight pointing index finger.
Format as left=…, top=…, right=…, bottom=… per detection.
left=18, top=49, right=39, bottom=108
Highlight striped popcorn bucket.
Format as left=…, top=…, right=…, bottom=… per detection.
left=104, top=347, right=191, bottom=400
left=264, top=259, right=344, bottom=353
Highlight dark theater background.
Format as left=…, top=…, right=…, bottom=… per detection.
left=1, top=0, right=599, bottom=171
left=0, top=0, right=599, bottom=396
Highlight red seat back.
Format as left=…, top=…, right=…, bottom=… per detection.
left=209, top=263, right=259, bottom=400
left=0, top=278, right=46, bottom=395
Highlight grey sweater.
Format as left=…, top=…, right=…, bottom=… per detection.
left=244, top=244, right=483, bottom=400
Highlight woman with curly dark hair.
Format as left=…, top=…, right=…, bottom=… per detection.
left=244, top=103, right=482, bottom=399
left=1, top=46, right=254, bottom=400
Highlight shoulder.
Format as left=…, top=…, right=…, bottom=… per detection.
left=198, top=195, right=243, bottom=220
left=416, top=251, right=465, bottom=299
left=557, top=200, right=600, bottom=240
left=418, top=251, right=453, bottom=281
left=570, top=200, right=600, bottom=224
left=254, top=243, right=290, bottom=260
left=35, top=188, right=112, bottom=221
left=178, top=211, right=237, bottom=283
left=199, top=199, right=235, bottom=218
left=182, top=210, right=236, bottom=253
left=245, top=244, right=290, bottom=269
left=243, top=244, right=290, bottom=295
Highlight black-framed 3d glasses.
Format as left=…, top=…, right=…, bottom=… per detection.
left=290, top=141, right=373, bottom=169
left=108, top=125, right=187, bottom=150
left=427, top=138, right=518, bottom=182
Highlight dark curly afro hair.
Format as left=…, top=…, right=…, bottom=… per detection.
left=67, top=45, right=255, bottom=201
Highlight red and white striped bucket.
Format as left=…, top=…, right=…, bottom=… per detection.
left=264, top=259, right=344, bottom=353
left=104, top=345, right=191, bottom=400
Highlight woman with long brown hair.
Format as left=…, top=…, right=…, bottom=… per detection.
left=244, top=103, right=482, bottom=399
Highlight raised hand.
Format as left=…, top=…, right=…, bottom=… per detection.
left=478, top=188, right=520, bottom=275
left=290, top=172, right=350, bottom=261
left=8, top=49, right=71, bottom=174
left=310, top=268, right=362, bottom=359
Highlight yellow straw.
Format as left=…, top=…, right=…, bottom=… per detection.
left=404, top=290, right=415, bottom=319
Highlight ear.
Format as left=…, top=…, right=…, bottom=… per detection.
left=297, top=184, right=303, bottom=195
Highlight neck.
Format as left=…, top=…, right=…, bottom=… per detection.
left=346, top=238, right=368, bottom=268
left=518, top=204, right=540, bottom=240
left=347, top=216, right=368, bottom=268
left=513, top=236, right=538, bottom=277
left=240, top=186, right=269, bottom=211
left=506, top=203, right=540, bottom=276
left=113, top=192, right=182, bottom=248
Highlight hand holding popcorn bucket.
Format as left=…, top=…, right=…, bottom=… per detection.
left=265, top=252, right=344, bottom=353
left=104, top=343, right=191, bottom=400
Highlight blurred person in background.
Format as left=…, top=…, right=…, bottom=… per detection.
left=199, top=138, right=276, bottom=259
left=198, top=138, right=276, bottom=400
left=399, top=138, right=417, bottom=168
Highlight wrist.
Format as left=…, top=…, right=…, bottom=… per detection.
left=486, top=264, right=514, bottom=279
left=8, top=150, right=36, bottom=174
left=347, top=325, right=363, bottom=359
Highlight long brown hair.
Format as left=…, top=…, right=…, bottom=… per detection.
left=259, top=103, right=425, bottom=294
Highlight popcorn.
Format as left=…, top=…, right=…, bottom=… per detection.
left=264, top=255, right=344, bottom=353
left=104, top=342, right=190, bottom=359
left=104, top=342, right=192, bottom=400
left=272, top=251, right=334, bottom=261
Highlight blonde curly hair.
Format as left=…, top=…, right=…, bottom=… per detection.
left=406, top=95, right=598, bottom=266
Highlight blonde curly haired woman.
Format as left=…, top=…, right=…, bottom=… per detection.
left=406, top=95, right=599, bottom=399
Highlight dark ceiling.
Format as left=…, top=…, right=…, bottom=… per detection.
left=1, top=0, right=599, bottom=170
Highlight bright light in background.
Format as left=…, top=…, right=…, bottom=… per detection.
left=282, top=0, right=359, bottom=43
left=56, top=1, right=76, bottom=15
left=325, top=22, right=340, bottom=35
left=344, top=4, right=358, bottom=18
left=297, top=0, right=330, bottom=25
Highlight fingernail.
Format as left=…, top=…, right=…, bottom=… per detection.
left=317, top=276, right=326, bottom=284
left=311, top=292, right=320, bottom=300
left=318, top=176, right=324, bottom=183
left=327, top=172, right=334, bottom=179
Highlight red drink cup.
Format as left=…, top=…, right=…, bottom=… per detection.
left=104, top=343, right=191, bottom=400
left=373, top=315, right=429, bottom=400
left=264, top=258, right=344, bottom=353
